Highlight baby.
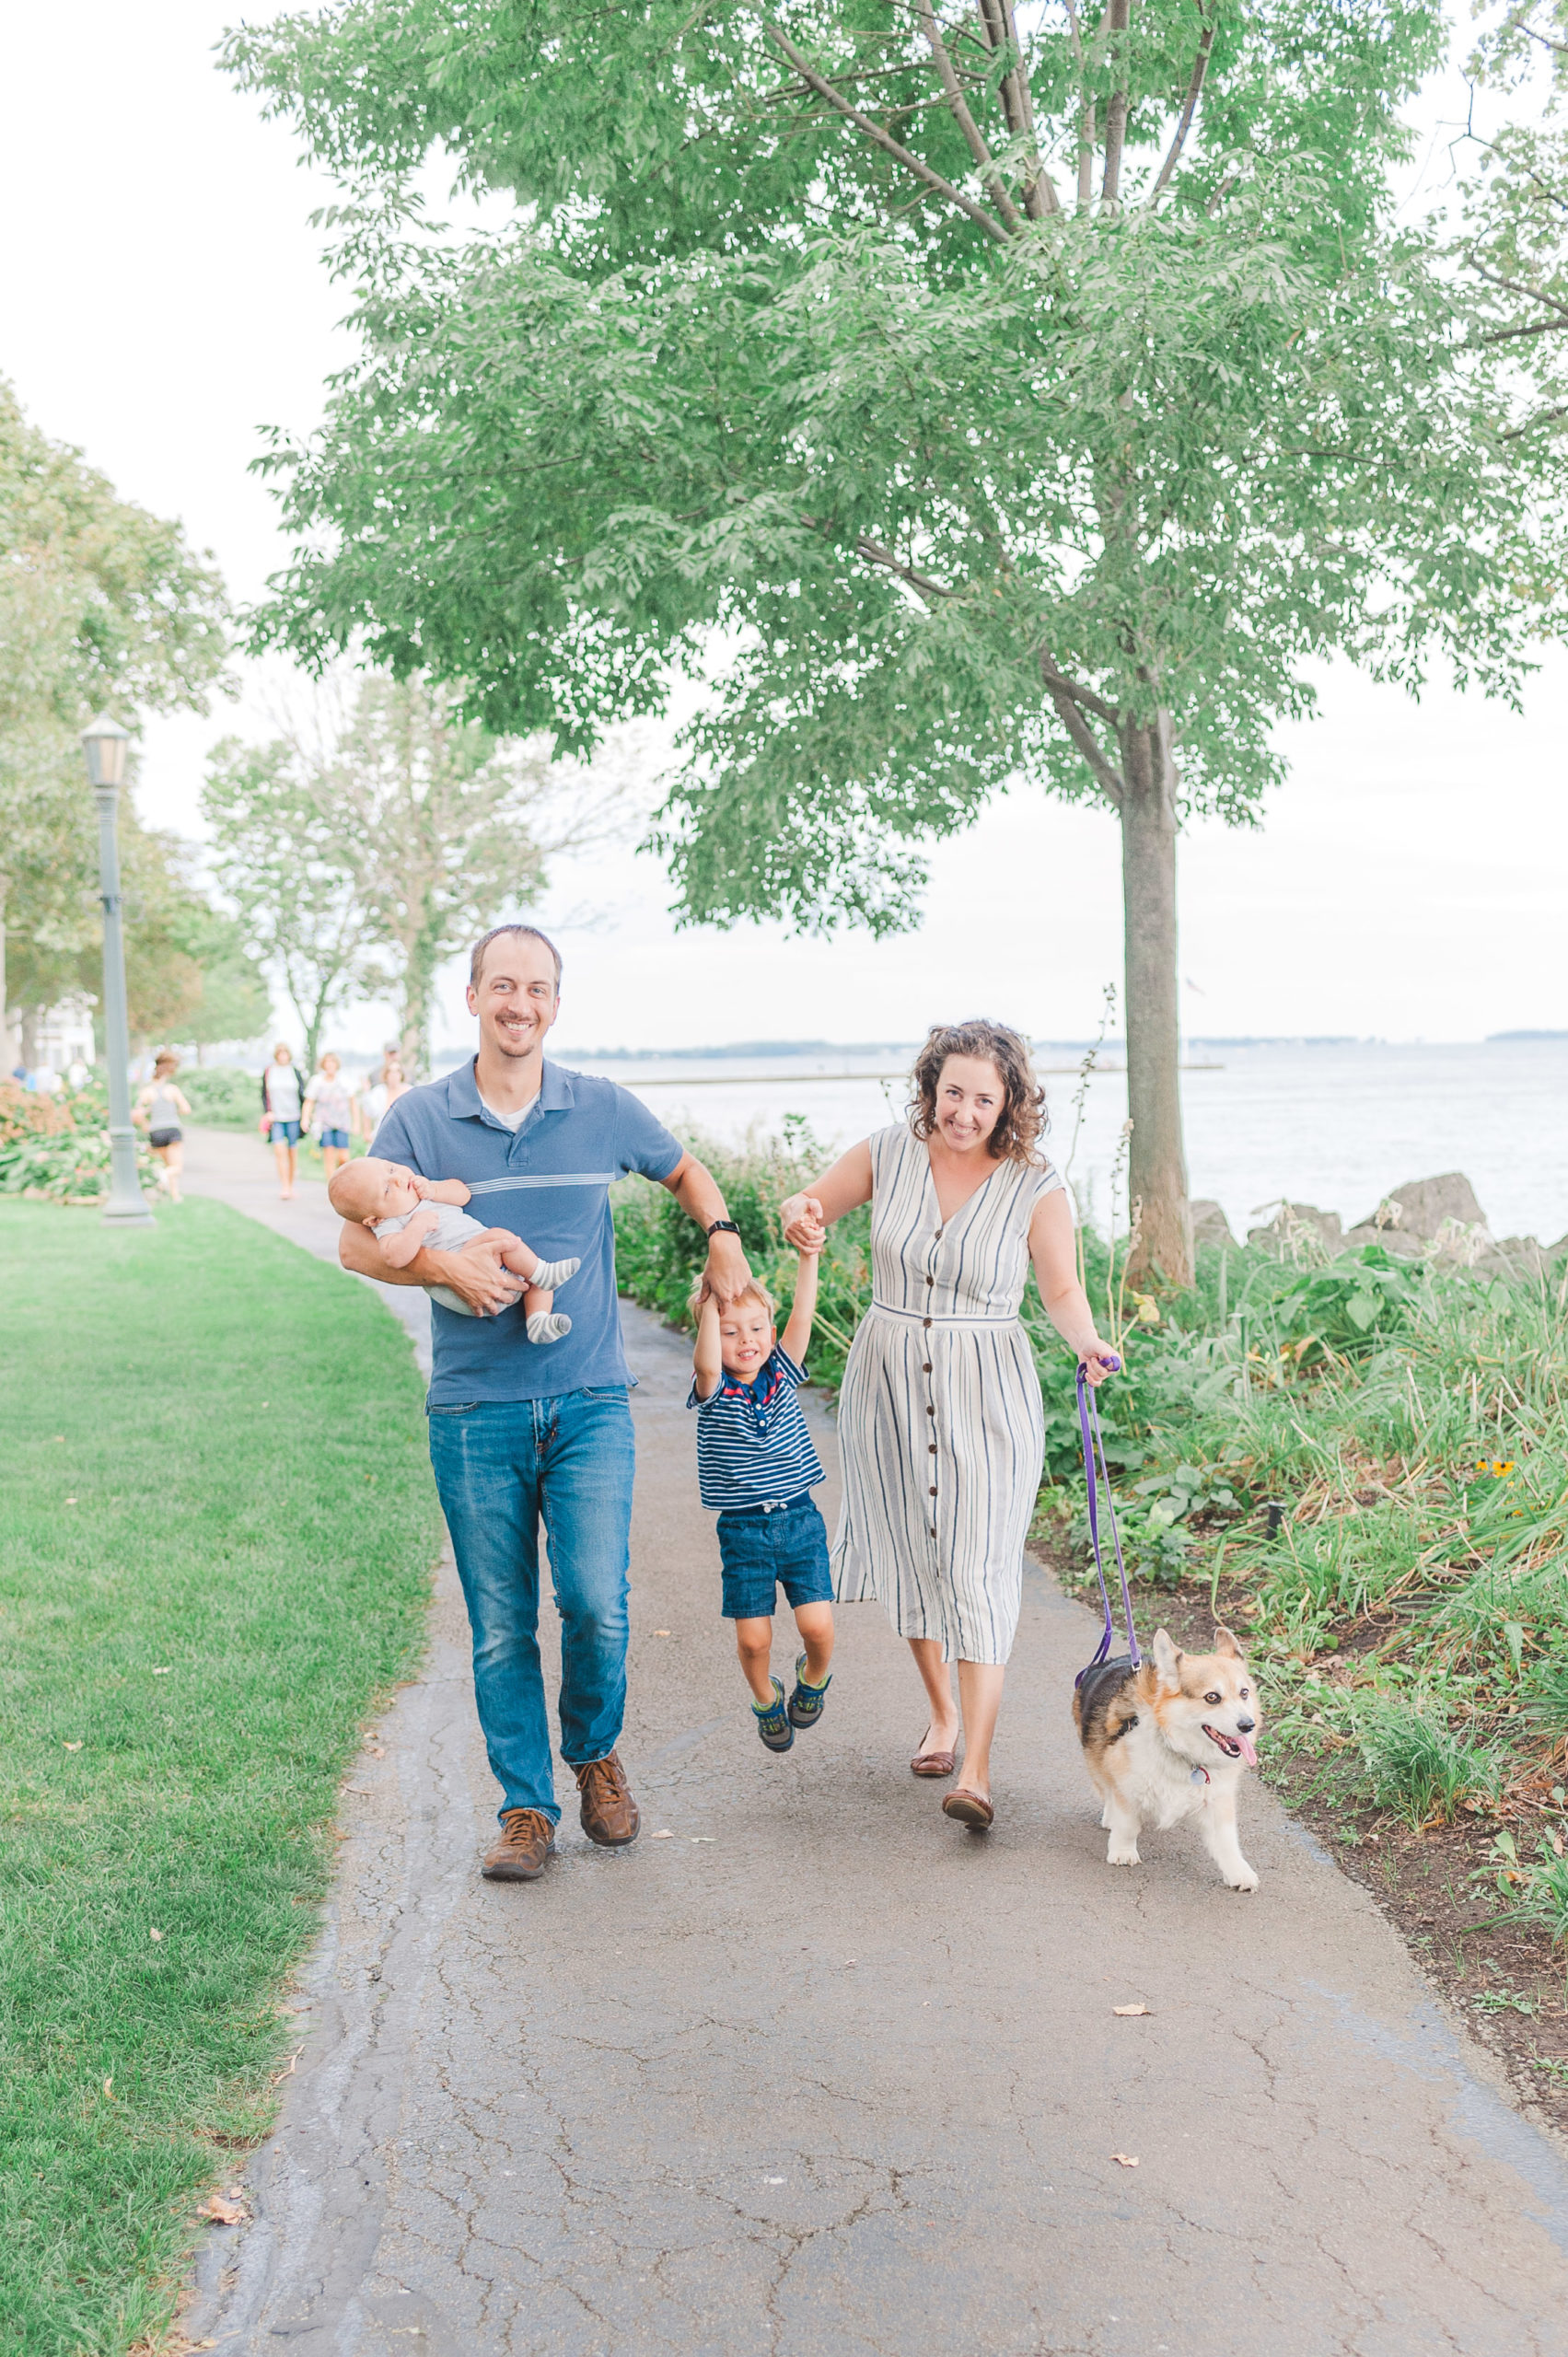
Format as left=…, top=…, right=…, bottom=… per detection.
left=329, top=1157, right=579, bottom=1341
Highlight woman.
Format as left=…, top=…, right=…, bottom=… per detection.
left=134, top=1051, right=192, bottom=1202
left=355, top=1051, right=407, bottom=1146
left=780, top=1019, right=1117, bottom=1831
left=302, top=1051, right=354, bottom=1182
left=259, top=1042, right=303, bottom=1200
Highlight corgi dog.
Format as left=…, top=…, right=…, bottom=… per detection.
left=1073, top=1627, right=1261, bottom=1891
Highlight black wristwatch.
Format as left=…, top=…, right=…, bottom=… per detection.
left=706, top=1219, right=741, bottom=1238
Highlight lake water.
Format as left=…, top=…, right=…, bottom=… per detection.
left=561, top=1039, right=1568, bottom=1247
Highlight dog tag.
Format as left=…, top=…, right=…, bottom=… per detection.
left=1190, top=1765, right=1210, bottom=1786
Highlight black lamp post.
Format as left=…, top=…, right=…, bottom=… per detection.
left=82, top=714, right=153, bottom=1226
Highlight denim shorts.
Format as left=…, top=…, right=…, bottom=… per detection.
left=716, top=1492, right=833, bottom=1620
left=319, top=1127, right=350, bottom=1150
left=269, top=1120, right=301, bottom=1144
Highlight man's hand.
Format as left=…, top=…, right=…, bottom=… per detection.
left=702, top=1226, right=753, bottom=1310
left=427, top=1241, right=524, bottom=1318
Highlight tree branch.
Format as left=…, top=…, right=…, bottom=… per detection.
left=1101, top=0, right=1132, bottom=207
left=1150, top=7, right=1214, bottom=197
left=916, top=0, right=1024, bottom=232
left=799, top=512, right=958, bottom=604
left=1501, top=400, right=1568, bottom=441
left=1046, top=667, right=1126, bottom=805
left=763, top=22, right=1014, bottom=243
left=1040, top=655, right=1121, bottom=727
left=974, top=0, right=1060, bottom=216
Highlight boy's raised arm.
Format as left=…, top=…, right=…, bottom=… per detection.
left=692, top=1294, right=724, bottom=1400
left=781, top=1249, right=819, bottom=1365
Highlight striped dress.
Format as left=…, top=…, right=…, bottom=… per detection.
left=831, top=1122, right=1063, bottom=1666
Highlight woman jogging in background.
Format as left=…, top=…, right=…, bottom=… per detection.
left=260, top=1042, right=303, bottom=1200
left=303, top=1051, right=354, bottom=1183
left=134, top=1051, right=192, bottom=1202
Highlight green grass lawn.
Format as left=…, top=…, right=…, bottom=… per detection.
left=0, top=1198, right=442, bottom=2357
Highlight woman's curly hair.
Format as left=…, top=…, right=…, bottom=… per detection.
left=908, top=1020, right=1047, bottom=1167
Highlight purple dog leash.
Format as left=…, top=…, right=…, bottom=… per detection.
left=1074, top=1356, right=1138, bottom=1687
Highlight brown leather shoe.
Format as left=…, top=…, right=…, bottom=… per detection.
left=575, top=1749, right=640, bottom=1847
left=482, top=1808, right=556, bottom=1880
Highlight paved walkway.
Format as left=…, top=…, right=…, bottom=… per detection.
left=180, top=1134, right=1568, bottom=2356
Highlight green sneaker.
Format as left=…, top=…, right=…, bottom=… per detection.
left=787, top=1655, right=832, bottom=1730
left=752, top=1676, right=794, bottom=1752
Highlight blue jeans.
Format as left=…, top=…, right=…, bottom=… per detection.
left=427, top=1389, right=635, bottom=1825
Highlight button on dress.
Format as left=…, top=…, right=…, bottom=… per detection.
left=830, top=1122, right=1064, bottom=1665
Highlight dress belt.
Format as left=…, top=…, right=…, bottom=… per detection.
left=869, top=1300, right=1017, bottom=1329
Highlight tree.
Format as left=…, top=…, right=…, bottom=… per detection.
left=0, top=377, right=230, bottom=1062
left=203, top=731, right=381, bottom=1074
left=204, top=672, right=633, bottom=1074
left=227, top=0, right=1568, bottom=1280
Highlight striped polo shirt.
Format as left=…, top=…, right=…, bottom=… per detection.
left=688, top=1344, right=825, bottom=1511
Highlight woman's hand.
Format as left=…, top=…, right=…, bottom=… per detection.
left=1079, top=1341, right=1121, bottom=1387
left=780, top=1191, right=827, bottom=1250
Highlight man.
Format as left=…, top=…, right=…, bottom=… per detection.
left=339, top=923, right=753, bottom=1881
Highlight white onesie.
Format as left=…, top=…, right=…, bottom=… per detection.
left=373, top=1201, right=518, bottom=1318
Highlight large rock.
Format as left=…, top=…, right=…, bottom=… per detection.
left=1342, top=1224, right=1425, bottom=1259
left=1475, top=1236, right=1551, bottom=1280
left=1353, top=1173, right=1487, bottom=1240
left=1247, top=1202, right=1342, bottom=1258
left=1191, top=1198, right=1238, bottom=1250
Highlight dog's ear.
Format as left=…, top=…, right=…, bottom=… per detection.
left=1214, top=1625, right=1244, bottom=1659
left=1151, top=1628, right=1182, bottom=1687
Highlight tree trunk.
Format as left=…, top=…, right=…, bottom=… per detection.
left=1119, top=712, right=1192, bottom=1286
left=0, top=875, right=15, bottom=1075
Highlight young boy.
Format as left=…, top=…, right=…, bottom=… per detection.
left=689, top=1251, right=834, bottom=1751
left=329, top=1155, right=579, bottom=1342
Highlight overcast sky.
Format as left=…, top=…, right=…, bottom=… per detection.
left=3, top=0, right=1562, bottom=1055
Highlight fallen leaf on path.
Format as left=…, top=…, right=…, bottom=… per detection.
left=650, top=1829, right=673, bottom=1840
left=64, top=1741, right=82, bottom=1752
left=1113, top=2003, right=1153, bottom=2016
left=199, top=2192, right=247, bottom=2225
left=363, top=1743, right=386, bottom=1758
left=1111, top=2154, right=1140, bottom=2168
left=690, top=1836, right=715, bottom=1843
left=654, top=1630, right=671, bottom=1637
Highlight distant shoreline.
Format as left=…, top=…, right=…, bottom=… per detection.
left=524, top=1032, right=1567, bottom=1062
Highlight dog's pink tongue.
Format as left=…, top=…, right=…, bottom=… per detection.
left=1237, top=1731, right=1259, bottom=1768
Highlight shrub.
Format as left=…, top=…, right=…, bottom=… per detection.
left=1354, top=1698, right=1505, bottom=1829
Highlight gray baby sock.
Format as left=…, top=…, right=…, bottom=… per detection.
left=527, top=1310, right=573, bottom=1345
left=528, top=1255, right=580, bottom=1292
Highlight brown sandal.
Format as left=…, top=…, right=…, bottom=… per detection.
left=942, top=1788, right=993, bottom=1830
left=911, top=1728, right=958, bottom=1778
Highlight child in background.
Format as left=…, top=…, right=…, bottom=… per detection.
left=690, top=1251, right=834, bottom=1752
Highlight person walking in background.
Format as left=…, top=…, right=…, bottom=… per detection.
left=303, top=1051, right=354, bottom=1183
left=260, top=1042, right=303, bottom=1200
left=335, top=923, right=757, bottom=1885
left=781, top=1019, right=1118, bottom=1833
left=356, top=1051, right=407, bottom=1146
left=134, top=1050, right=192, bottom=1202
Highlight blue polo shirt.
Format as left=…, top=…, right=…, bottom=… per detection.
left=372, top=1057, right=684, bottom=1405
